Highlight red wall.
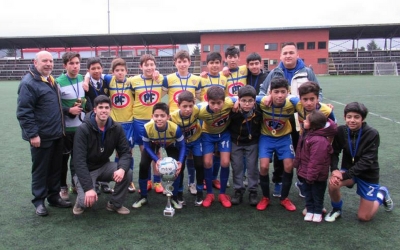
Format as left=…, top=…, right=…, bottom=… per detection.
left=200, top=29, right=329, bottom=74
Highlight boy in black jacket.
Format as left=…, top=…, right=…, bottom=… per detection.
left=73, top=95, right=132, bottom=215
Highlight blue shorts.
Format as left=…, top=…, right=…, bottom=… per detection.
left=354, top=177, right=379, bottom=201
left=185, top=138, right=203, bottom=157
left=259, top=134, right=294, bottom=159
left=133, top=119, right=149, bottom=146
left=201, top=131, right=231, bottom=154
left=121, top=121, right=134, bottom=148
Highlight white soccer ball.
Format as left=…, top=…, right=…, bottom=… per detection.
left=158, top=157, right=178, bottom=181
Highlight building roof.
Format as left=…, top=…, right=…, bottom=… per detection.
left=0, top=23, right=399, bottom=49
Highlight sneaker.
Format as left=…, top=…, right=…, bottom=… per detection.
left=231, top=190, right=243, bottom=205
left=324, top=208, right=341, bottom=222
left=171, top=198, right=183, bottom=209
left=128, top=182, right=136, bottom=193
left=280, top=198, right=296, bottom=211
left=60, top=186, right=69, bottom=201
left=212, top=180, right=221, bottom=189
left=188, top=183, right=197, bottom=195
left=256, top=197, right=270, bottom=211
left=203, top=194, right=215, bottom=208
left=132, top=197, right=148, bottom=208
left=243, top=176, right=248, bottom=187
left=106, top=202, right=130, bottom=215
left=101, top=182, right=113, bottom=194
left=304, top=212, right=313, bottom=222
left=312, top=213, right=322, bottom=223
left=302, top=207, right=327, bottom=216
left=194, top=192, right=203, bottom=207
left=147, top=180, right=152, bottom=191
left=154, top=182, right=164, bottom=193
left=273, top=183, right=282, bottom=197
left=249, top=191, right=258, bottom=206
left=218, top=194, right=232, bottom=208
left=73, top=201, right=84, bottom=215
left=379, top=186, right=394, bottom=211
left=295, top=181, right=306, bottom=198
left=177, top=192, right=186, bottom=206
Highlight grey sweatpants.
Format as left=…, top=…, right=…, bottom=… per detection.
left=230, top=143, right=259, bottom=192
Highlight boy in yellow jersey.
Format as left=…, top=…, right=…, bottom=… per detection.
left=256, top=78, right=298, bottom=212
left=200, top=52, right=228, bottom=102
left=223, top=46, right=248, bottom=97
left=170, top=91, right=204, bottom=206
left=131, top=54, right=165, bottom=194
left=162, top=50, right=202, bottom=112
left=198, top=86, right=234, bottom=208
left=132, top=103, right=186, bottom=210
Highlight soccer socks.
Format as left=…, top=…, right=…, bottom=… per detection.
left=186, top=158, right=195, bottom=184
left=219, top=167, right=229, bottom=194
left=172, top=176, right=181, bottom=196
left=212, top=155, right=221, bottom=180
left=280, top=171, right=293, bottom=200
left=377, top=190, right=385, bottom=205
left=130, top=157, right=134, bottom=170
left=139, top=179, right=148, bottom=197
left=259, top=174, right=270, bottom=199
left=331, top=200, right=343, bottom=210
left=204, top=168, right=213, bottom=194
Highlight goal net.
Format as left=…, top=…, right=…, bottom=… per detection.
left=373, top=62, right=398, bottom=76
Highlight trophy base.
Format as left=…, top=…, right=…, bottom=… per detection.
left=163, top=208, right=175, bottom=217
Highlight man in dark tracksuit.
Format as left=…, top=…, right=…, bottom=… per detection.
left=17, top=51, right=72, bottom=216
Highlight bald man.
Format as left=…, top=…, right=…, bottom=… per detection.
left=17, top=51, right=72, bottom=216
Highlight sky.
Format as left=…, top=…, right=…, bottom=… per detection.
left=1, top=0, right=399, bottom=49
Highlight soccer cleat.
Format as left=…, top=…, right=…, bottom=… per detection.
left=304, top=212, right=313, bottom=222
left=73, top=201, right=84, bottom=215
left=203, top=194, right=215, bottom=208
left=273, top=183, right=282, bottom=197
left=218, top=194, right=232, bottom=208
left=106, top=202, right=130, bottom=215
left=249, top=191, right=258, bottom=206
left=132, top=197, right=148, bottom=208
left=280, top=198, right=296, bottom=211
left=147, top=180, right=152, bottom=191
left=171, top=198, right=183, bottom=209
left=188, top=183, right=197, bottom=195
left=302, top=207, right=327, bottom=216
left=295, top=181, right=306, bottom=198
left=194, top=192, right=203, bottom=207
left=128, top=182, right=136, bottom=193
left=379, top=186, right=394, bottom=211
left=324, top=209, right=342, bottom=222
left=60, top=186, right=69, bottom=201
left=177, top=192, right=186, bottom=206
left=154, top=182, right=164, bottom=193
left=231, top=190, right=243, bottom=205
left=212, top=180, right=221, bottom=189
left=256, top=197, right=270, bottom=211
left=312, top=213, right=322, bottom=223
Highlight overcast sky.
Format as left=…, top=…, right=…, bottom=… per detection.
left=1, top=0, right=399, bottom=49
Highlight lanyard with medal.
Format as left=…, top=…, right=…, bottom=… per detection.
left=208, top=73, right=220, bottom=87
left=115, top=78, right=126, bottom=105
left=271, top=104, right=283, bottom=135
left=179, top=111, right=191, bottom=143
left=249, top=74, right=260, bottom=89
left=177, top=72, right=190, bottom=91
left=99, top=126, right=106, bottom=152
left=244, top=111, right=253, bottom=140
left=66, top=74, right=81, bottom=103
left=229, top=69, right=239, bottom=95
left=142, top=75, right=154, bottom=104
left=347, top=126, right=362, bottom=164
left=157, top=123, right=168, bottom=157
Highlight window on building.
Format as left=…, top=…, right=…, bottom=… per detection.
left=203, top=45, right=210, bottom=52
left=213, top=44, right=220, bottom=52
left=120, top=51, right=134, bottom=57
left=318, top=41, right=327, bottom=49
left=318, top=58, right=327, bottom=64
left=297, top=42, right=305, bottom=50
left=264, top=43, right=278, bottom=51
left=234, top=44, right=246, bottom=52
left=269, top=59, right=278, bottom=65
left=307, top=42, right=315, bottom=50
left=202, top=61, right=207, bottom=66
left=223, top=44, right=230, bottom=52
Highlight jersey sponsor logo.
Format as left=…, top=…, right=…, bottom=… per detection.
left=183, top=124, right=197, bottom=139
left=264, top=118, right=285, bottom=131
left=111, top=93, right=130, bottom=108
left=139, top=91, right=160, bottom=106
left=211, top=114, right=229, bottom=127
left=227, top=82, right=245, bottom=96
left=173, top=90, right=186, bottom=104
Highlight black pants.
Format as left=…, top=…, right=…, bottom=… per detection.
left=30, top=137, right=63, bottom=207
left=61, top=132, right=75, bottom=187
left=299, top=176, right=327, bottom=214
left=179, top=155, right=204, bottom=191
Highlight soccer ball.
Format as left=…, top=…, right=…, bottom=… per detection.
left=158, top=157, right=178, bottom=181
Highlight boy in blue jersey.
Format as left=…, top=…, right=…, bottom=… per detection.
left=170, top=91, right=204, bottom=206
left=198, top=86, right=234, bottom=208
left=132, top=103, right=186, bottom=209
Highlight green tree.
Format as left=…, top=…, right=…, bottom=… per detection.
left=192, top=44, right=200, bottom=56
left=367, top=40, right=380, bottom=51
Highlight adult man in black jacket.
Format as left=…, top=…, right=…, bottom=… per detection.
left=17, top=51, right=72, bottom=216
left=73, top=95, right=132, bottom=215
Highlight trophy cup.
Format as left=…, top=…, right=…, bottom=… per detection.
left=158, top=157, right=178, bottom=217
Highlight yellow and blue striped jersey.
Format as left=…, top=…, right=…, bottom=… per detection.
left=107, top=76, right=134, bottom=123
left=200, top=73, right=228, bottom=101
left=197, top=97, right=233, bottom=134
left=170, top=106, right=201, bottom=143
left=142, top=120, right=184, bottom=147
left=225, top=65, right=248, bottom=97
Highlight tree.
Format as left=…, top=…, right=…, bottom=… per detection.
left=367, top=40, right=380, bottom=51
left=192, top=44, right=200, bottom=56
left=6, top=48, right=16, bottom=57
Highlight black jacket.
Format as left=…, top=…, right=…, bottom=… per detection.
left=246, top=69, right=268, bottom=94
left=331, top=122, right=380, bottom=184
left=73, top=111, right=132, bottom=192
left=17, top=65, right=64, bottom=141
left=228, top=105, right=262, bottom=146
